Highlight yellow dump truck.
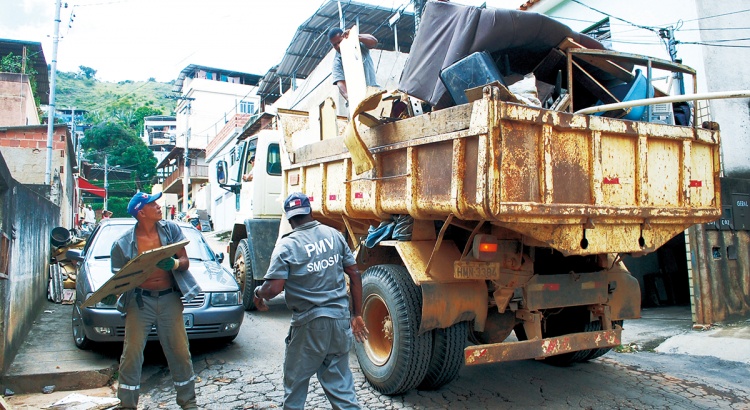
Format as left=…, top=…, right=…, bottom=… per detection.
left=275, top=59, right=721, bottom=395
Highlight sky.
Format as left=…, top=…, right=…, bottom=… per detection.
left=0, top=0, right=517, bottom=83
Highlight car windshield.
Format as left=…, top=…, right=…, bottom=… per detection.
left=90, top=223, right=215, bottom=261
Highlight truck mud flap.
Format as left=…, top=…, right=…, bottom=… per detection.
left=464, top=327, right=621, bottom=365
left=244, top=219, right=281, bottom=280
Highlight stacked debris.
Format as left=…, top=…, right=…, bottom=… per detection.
left=48, top=227, right=85, bottom=304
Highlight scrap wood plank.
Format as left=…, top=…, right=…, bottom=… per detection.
left=81, top=240, right=189, bottom=308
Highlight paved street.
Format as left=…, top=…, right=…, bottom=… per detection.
left=110, top=231, right=750, bottom=410
left=127, top=303, right=750, bottom=410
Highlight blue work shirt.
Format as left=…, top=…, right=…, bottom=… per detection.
left=265, top=220, right=356, bottom=325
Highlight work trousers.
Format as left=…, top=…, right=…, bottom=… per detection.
left=117, top=291, right=196, bottom=409
left=283, top=316, right=360, bottom=410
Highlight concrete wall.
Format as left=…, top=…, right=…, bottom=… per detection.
left=0, top=153, right=60, bottom=375
left=0, top=73, right=40, bottom=127
left=0, top=125, right=77, bottom=228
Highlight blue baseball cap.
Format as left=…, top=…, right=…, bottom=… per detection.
left=127, top=192, right=162, bottom=217
left=284, top=192, right=311, bottom=218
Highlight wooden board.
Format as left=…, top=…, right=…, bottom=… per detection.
left=81, top=240, right=189, bottom=308
left=344, top=88, right=385, bottom=174
left=340, top=24, right=368, bottom=116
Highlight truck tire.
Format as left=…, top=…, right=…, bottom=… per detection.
left=234, top=239, right=262, bottom=311
left=354, top=265, right=432, bottom=395
left=418, top=321, right=468, bottom=390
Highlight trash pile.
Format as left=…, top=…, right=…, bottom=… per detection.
left=48, top=227, right=86, bottom=304
left=395, top=1, right=691, bottom=125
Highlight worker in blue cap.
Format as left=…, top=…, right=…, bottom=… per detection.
left=109, top=191, right=199, bottom=410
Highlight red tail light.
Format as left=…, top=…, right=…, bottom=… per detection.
left=472, top=234, right=498, bottom=261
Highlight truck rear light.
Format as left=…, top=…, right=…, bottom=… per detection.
left=472, top=234, right=498, bottom=261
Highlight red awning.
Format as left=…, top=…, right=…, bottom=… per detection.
left=78, top=176, right=105, bottom=198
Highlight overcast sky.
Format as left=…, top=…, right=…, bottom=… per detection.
left=1, top=0, right=517, bottom=83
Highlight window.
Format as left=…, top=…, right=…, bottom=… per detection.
left=266, top=144, right=282, bottom=176
left=229, top=147, right=236, bottom=165
left=240, top=100, right=256, bottom=115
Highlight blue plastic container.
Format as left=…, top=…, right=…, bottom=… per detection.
left=595, top=69, right=653, bottom=121
left=440, top=51, right=505, bottom=105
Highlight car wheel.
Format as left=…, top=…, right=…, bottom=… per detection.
left=234, top=239, right=263, bottom=311
left=72, top=305, right=93, bottom=350
left=354, top=264, right=432, bottom=395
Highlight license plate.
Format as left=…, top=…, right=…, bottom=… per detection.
left=183, top=314, right=194, bottom=329
left=454, top=261, right=501, bottom=279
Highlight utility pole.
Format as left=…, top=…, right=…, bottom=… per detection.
left=103, top=154, right=108, bottom=210
left=183, top=105, right=191, bottom=212
left=659, top=27, right=685, bottom=95
left=45, top=0, right=62, bottom=185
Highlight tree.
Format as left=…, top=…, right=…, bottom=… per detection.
left=78, top=65, right=97, bottom=79
left=83, top=122, right=157, bottom=192
left=130, top=104, right=163, bottom=131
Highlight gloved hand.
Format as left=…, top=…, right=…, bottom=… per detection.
left=101, top=294, right=117, bottom=305
left=156, top=257, right=179, bottom=271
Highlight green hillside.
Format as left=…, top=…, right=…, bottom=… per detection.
left=54, top=70, right=177, bottom=123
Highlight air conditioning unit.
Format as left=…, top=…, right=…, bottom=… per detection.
left=648, top=103, right=674, bottom=125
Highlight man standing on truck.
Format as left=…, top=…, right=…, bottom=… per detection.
left=329, top=27, right=379, bottom=102
left=110, top=192, right=198, bottom=410
left=253, top=192, right=369, bottom=410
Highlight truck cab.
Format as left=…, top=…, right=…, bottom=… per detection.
left=216, top=130, right=284, bottom=310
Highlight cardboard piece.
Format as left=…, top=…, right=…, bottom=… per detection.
left=81, top=240, right=189, bottom=308
left=343, top=88, right=385, bottom=174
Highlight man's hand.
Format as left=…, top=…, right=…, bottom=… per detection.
left=156, top=257, right=178, bottom=271
left=351, top=315, right=369, bottom=343
left=253, top=286, right=269, bottom=312
left=101, top=294, right=117, bottom=305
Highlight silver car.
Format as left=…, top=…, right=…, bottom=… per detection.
left=69, top=218, right=243, bottom=349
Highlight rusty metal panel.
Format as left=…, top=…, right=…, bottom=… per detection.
left=600, top=134, right=637, bottom=206
left=690, top=143, right=717, bottom=208
left=464, top=328, right=621, bottom=365
left=322, top=160, right=347, bottom=215
left=393, top=240, right=489, bottom=333
left=690, top=224, right=750, bottom=324
left=523, top=272, right=609, bottom=310
left=646, top=139, right=681, bottom=206
left=498, top=120, right=541, bottom=203
left=287, top=96, right=721, bottom=256
left=550, top=129, right=591, bottom=204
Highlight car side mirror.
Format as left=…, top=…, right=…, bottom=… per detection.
left=216, top=160, right=228, bottom=185
left=66, top=248, right=84, bottom=262
left=216, top=252, right=224, bottom=264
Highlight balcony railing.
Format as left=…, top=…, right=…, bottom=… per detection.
left=163, top=165, right=209, bottom=189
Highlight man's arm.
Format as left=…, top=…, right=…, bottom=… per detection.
left=358, top=34, right=378, bottom=49
left=174, top=247, right=189, bottom=271
left=336, top=81, right=348, bottom=101
left=253, top=279, right=285, bottom=311
left=345, top=264, right=369, bottom=342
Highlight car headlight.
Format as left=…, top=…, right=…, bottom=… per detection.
left=87, top=292, right=117, bottom=309
left=210, top=291, right=241, bottom=307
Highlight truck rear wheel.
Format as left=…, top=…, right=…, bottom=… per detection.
left=234, top=239, right=262, bottom=311
left=418, top=321, right=468, bottom=390
left=582, top=320, right=624, bottom=361
left=354, top=264, right=432, bottom=395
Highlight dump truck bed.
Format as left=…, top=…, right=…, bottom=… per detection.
left=283, top=92, right=721, bottom=255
